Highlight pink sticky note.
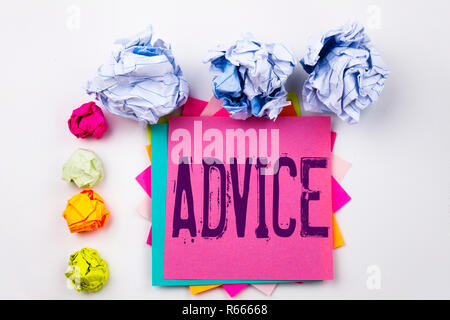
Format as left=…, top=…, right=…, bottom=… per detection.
left=331, top=131, right=337, bottom=151
left=200, top=97, right=224, bottom=116
left=182, top=97, right=208, bottom=116
left=163, top=117, right=333, bottom=280
left=136, top=166, right=151, bottom=198
left=213, top=107, right=230, bottom=117
left=137, top=197, right=151, bottom=221
left=332, top=176, right=351, bottom=213
left=147, top=226, right=152, bottom=246
left=331, top=154, right=352, bottom=183
left=251, top=284, right=277, bottom=296
left=223, top=284, right=248, bottom=297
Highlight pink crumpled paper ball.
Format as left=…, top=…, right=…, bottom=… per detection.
left=68, top=102, right=108, bottom=139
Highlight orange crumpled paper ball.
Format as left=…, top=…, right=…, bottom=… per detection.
left=63, top=189, right=110, bottom=233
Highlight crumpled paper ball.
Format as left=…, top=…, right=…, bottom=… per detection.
left=300, top=22, right=389, bottom=124
left=68, top=101, right=108, bottom=139
left=204, top=35, right=297, bottom=120
left=63, top=189, right=110, bottom=233
left=62, top=148, right=104, bottom=188
left=65, top=248, right=109, bottom=293
left=86, top=25, right=189, bottom=125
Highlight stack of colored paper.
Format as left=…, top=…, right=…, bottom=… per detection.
left=136, top=93, right=352, bottom=297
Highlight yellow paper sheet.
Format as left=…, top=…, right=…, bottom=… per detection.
left=189, top=284, right=221, bottom=294
left=332, top=214, right=345, bottom=248
left=286, top=91, right=301, bottom=116
left=146, top=145, right=151, bottom=162
left=146, top=124, right=151, bottom=143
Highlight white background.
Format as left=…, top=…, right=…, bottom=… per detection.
left=0, top=0, right=449, bottom=299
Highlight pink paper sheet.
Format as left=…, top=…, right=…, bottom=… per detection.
left=332, top=176, right=351, bottom=213
left=163, top=117, right=333, bottom=280
left=213, top=107, right=230, bottom=117
left=251, top=283, right=277, bottom=296
left=181, top=97, right=208, bottom=116
left=331, top=154, right=352, bottom=183
left=223, top=284, right=248, bottom=297
left=137, top=197, right=151, bottom=220
left=200, top=97, right=224, bottom=116
left=147, top=227, right=152, bottom=245
left=331, top=131, right=337, bottom=151
left=136, top=166, right=151, bottom=198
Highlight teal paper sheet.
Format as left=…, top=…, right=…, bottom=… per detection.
left=151, top=123, right=312, bottom=286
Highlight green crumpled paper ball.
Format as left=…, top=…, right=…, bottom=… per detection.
left=65, top=247, right=109, bottom=293
left=62, top=148, right=104, bottom=188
